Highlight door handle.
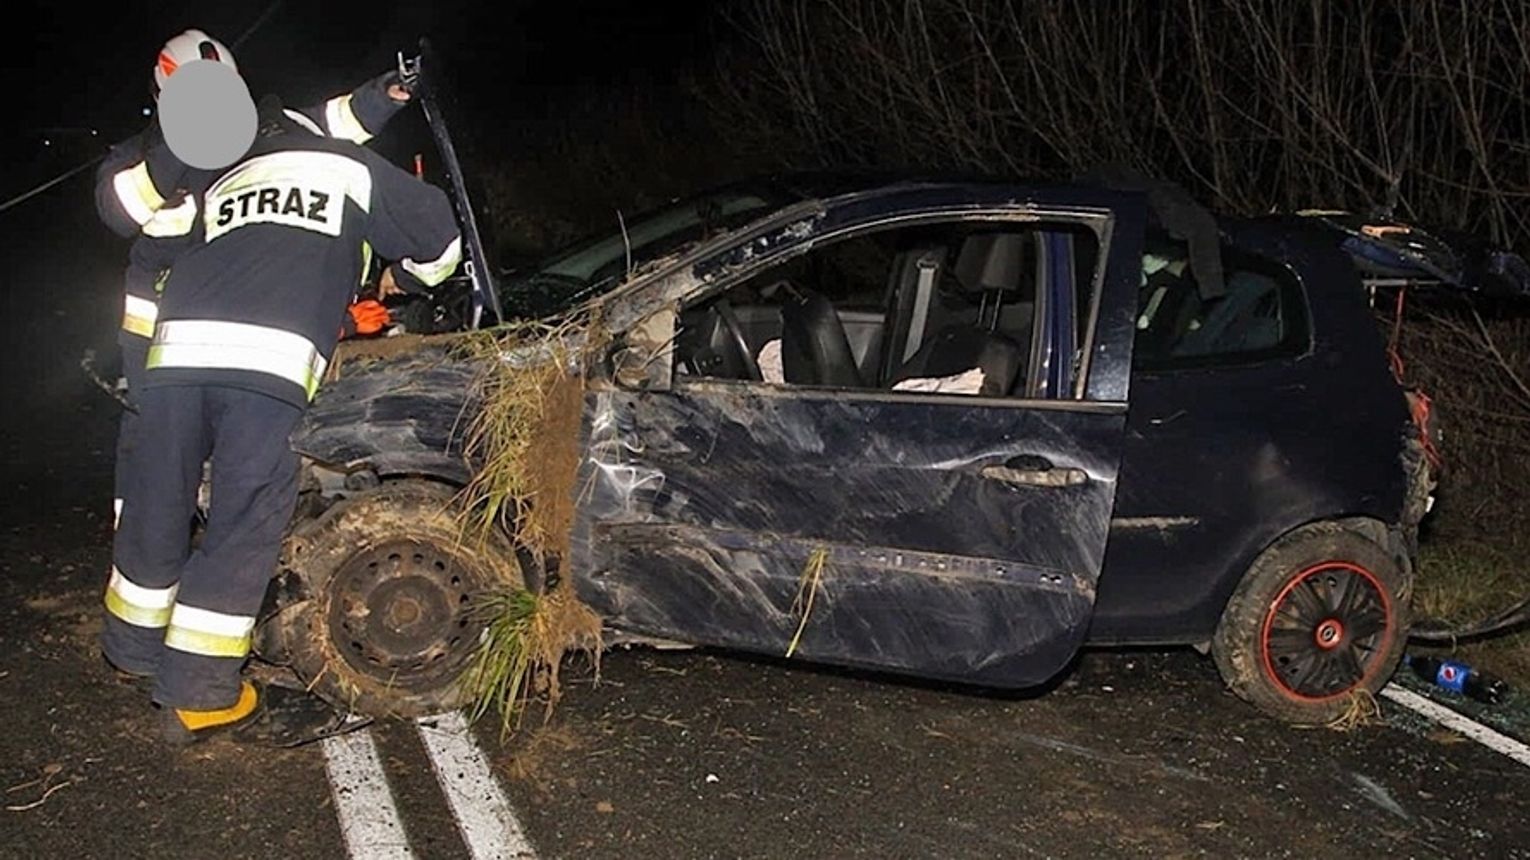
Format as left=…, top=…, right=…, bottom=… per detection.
left=978, top=455, right=1088, bottom=488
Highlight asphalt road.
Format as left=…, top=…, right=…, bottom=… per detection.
left=2, top=169, right=1529, bottom=860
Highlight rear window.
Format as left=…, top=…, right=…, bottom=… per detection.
left=1132, top=240, right=1310, bottom=371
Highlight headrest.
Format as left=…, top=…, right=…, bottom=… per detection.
left=955, top=233, right=1026, bottom=292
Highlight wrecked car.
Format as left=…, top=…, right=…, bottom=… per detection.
left=253, top=44, right=1530, bottom=726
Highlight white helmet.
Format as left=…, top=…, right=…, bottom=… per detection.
left=152, top=29, right=238, bottom=100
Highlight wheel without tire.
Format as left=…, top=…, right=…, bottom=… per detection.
left=267, top=480, right=524, bottom=718
left=1211, top=521, right=1410, bottom=725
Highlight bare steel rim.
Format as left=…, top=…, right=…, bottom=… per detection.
left=1259, top=561, right=1394, bottom=702
left=325, top=538, right=486, bottom=691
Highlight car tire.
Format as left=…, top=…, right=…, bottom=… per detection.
left=1211, top=521, right=1411, bottom=725
left=268, top=480, right=527, bottom=718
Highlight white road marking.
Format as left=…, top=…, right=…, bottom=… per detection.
left=321, top=729, right=418, bottom=860
left=417, top=711, right=536, bottom=859
left=1381, top=683, right=1530, bottom=768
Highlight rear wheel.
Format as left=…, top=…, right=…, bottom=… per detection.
left=1211, top=522, right=1410, bottom=725
left=265, top=480, right=526, bottom=718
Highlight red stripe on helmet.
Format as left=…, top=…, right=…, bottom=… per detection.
left=158, top=52, right=179, bottom=78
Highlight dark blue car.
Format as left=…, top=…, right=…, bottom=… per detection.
left=256, top=51, right=1528, bottom=725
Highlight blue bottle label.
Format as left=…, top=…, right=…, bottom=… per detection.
left=1435, top=661, right=1470, bottom=693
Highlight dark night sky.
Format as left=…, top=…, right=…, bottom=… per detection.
left=10, top=0, right=720, bottom=178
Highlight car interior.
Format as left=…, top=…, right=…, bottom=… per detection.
left=1132, top=235, right=1305, bottom=369
left=673, top=221, right=1100, bottom=399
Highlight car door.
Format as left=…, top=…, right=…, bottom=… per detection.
left=568, top=187, right=1147, bottom=689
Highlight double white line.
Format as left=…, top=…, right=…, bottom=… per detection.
left=316, top=682, right=1528, bottom=860
left=1379, top=683, right=1530, bottom=768
left=321, top=711, right=536, bottom=859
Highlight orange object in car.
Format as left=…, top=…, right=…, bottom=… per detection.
left=347, top=299, right=390, bottom=336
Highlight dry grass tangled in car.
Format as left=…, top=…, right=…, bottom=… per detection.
left=451, top=318, right=606, bottom=737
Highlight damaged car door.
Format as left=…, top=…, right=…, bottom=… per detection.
left=569, top=186, right=1148, bottom=688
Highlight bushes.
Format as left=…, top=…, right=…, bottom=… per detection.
left=1390, top=301, right=1530, bottom=547
left=707, top=1, right=1530, bottom=240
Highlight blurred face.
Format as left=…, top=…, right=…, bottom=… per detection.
left=157, top=60, right=257, bottom=170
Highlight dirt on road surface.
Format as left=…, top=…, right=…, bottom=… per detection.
left=2, top=184, right=1528, bottom=860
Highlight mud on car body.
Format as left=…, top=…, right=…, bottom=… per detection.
left=253, top=43, right=1528, bottom=726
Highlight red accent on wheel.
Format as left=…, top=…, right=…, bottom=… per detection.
left=1259, top=561, right=1393, bottom=703
left=1314, top=619, right=1345, bottom=650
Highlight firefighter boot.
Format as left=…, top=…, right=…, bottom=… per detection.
left=157, top=679, right=369, bottom=748
left=157, top=679, right=262, bottom=746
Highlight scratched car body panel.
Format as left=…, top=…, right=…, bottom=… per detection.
left=569, top=387, right=1122, bottom=686
left=281, top=50, right=1530, bottom=693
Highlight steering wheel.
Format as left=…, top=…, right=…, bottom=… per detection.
left=714, top=299, right=762, bottom=382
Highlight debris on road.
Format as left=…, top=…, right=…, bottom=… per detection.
left=1324, top=690, right=1383, bottom=733
left=5, top=763, right=78, bottom=813
left=1350, top=773, right=1411, bottom=822
left=1406, top=654, right=1510, bottom=705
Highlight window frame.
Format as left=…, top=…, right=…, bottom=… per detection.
left=664, top=206, right=1115, bottom=408
left=1130, top=242, right=1315, bottom=375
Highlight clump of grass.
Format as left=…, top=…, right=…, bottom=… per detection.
left=452, top=315, right=595, bottom=558
left=1410, top=537, right=1530, bottom=689
left=461, top=590, right=537, bottom=740
left=1324, top=689, right=1383, bottom=733
left=461, top=588, right=603, bottom=741
left=1413, top=540, right=1521, bottom=625
left=450, top=314, right=609, bottom=738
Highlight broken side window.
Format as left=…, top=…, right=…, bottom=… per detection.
left=673, top=217, right=1100, bottom=399
left=1132, top=237, right=1311, bottom=371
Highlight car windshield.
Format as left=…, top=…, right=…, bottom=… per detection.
left=499, top=187, right=793, bottom=318
left=540, top=190, right=778, bottom=283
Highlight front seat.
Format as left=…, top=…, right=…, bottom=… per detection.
left=893, top=328, right=1024, bottom=396
left=888, top=233, right=1028, bottom=396
left=780, top=287, right=864, bottom=387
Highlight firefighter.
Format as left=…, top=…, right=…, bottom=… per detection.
left=94, top=27, right=416, bottom=534
left=100, top=68, right=462, bottom=745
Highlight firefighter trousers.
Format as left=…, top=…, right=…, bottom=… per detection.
left=102, top=383, right=303, bottom=710
left=112, top=337, right=149, bottom=528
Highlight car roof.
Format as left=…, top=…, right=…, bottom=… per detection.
left=749, top=168, right=1142, bottom=201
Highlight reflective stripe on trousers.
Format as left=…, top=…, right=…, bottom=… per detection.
left=104, top=566, right=177, bottom=629
left=163, top=603, right=256, bottom=659
left=147, top=319, right=328, bottom=400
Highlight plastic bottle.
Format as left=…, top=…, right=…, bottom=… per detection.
left=1405, top=655, right=1509, bottom=705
